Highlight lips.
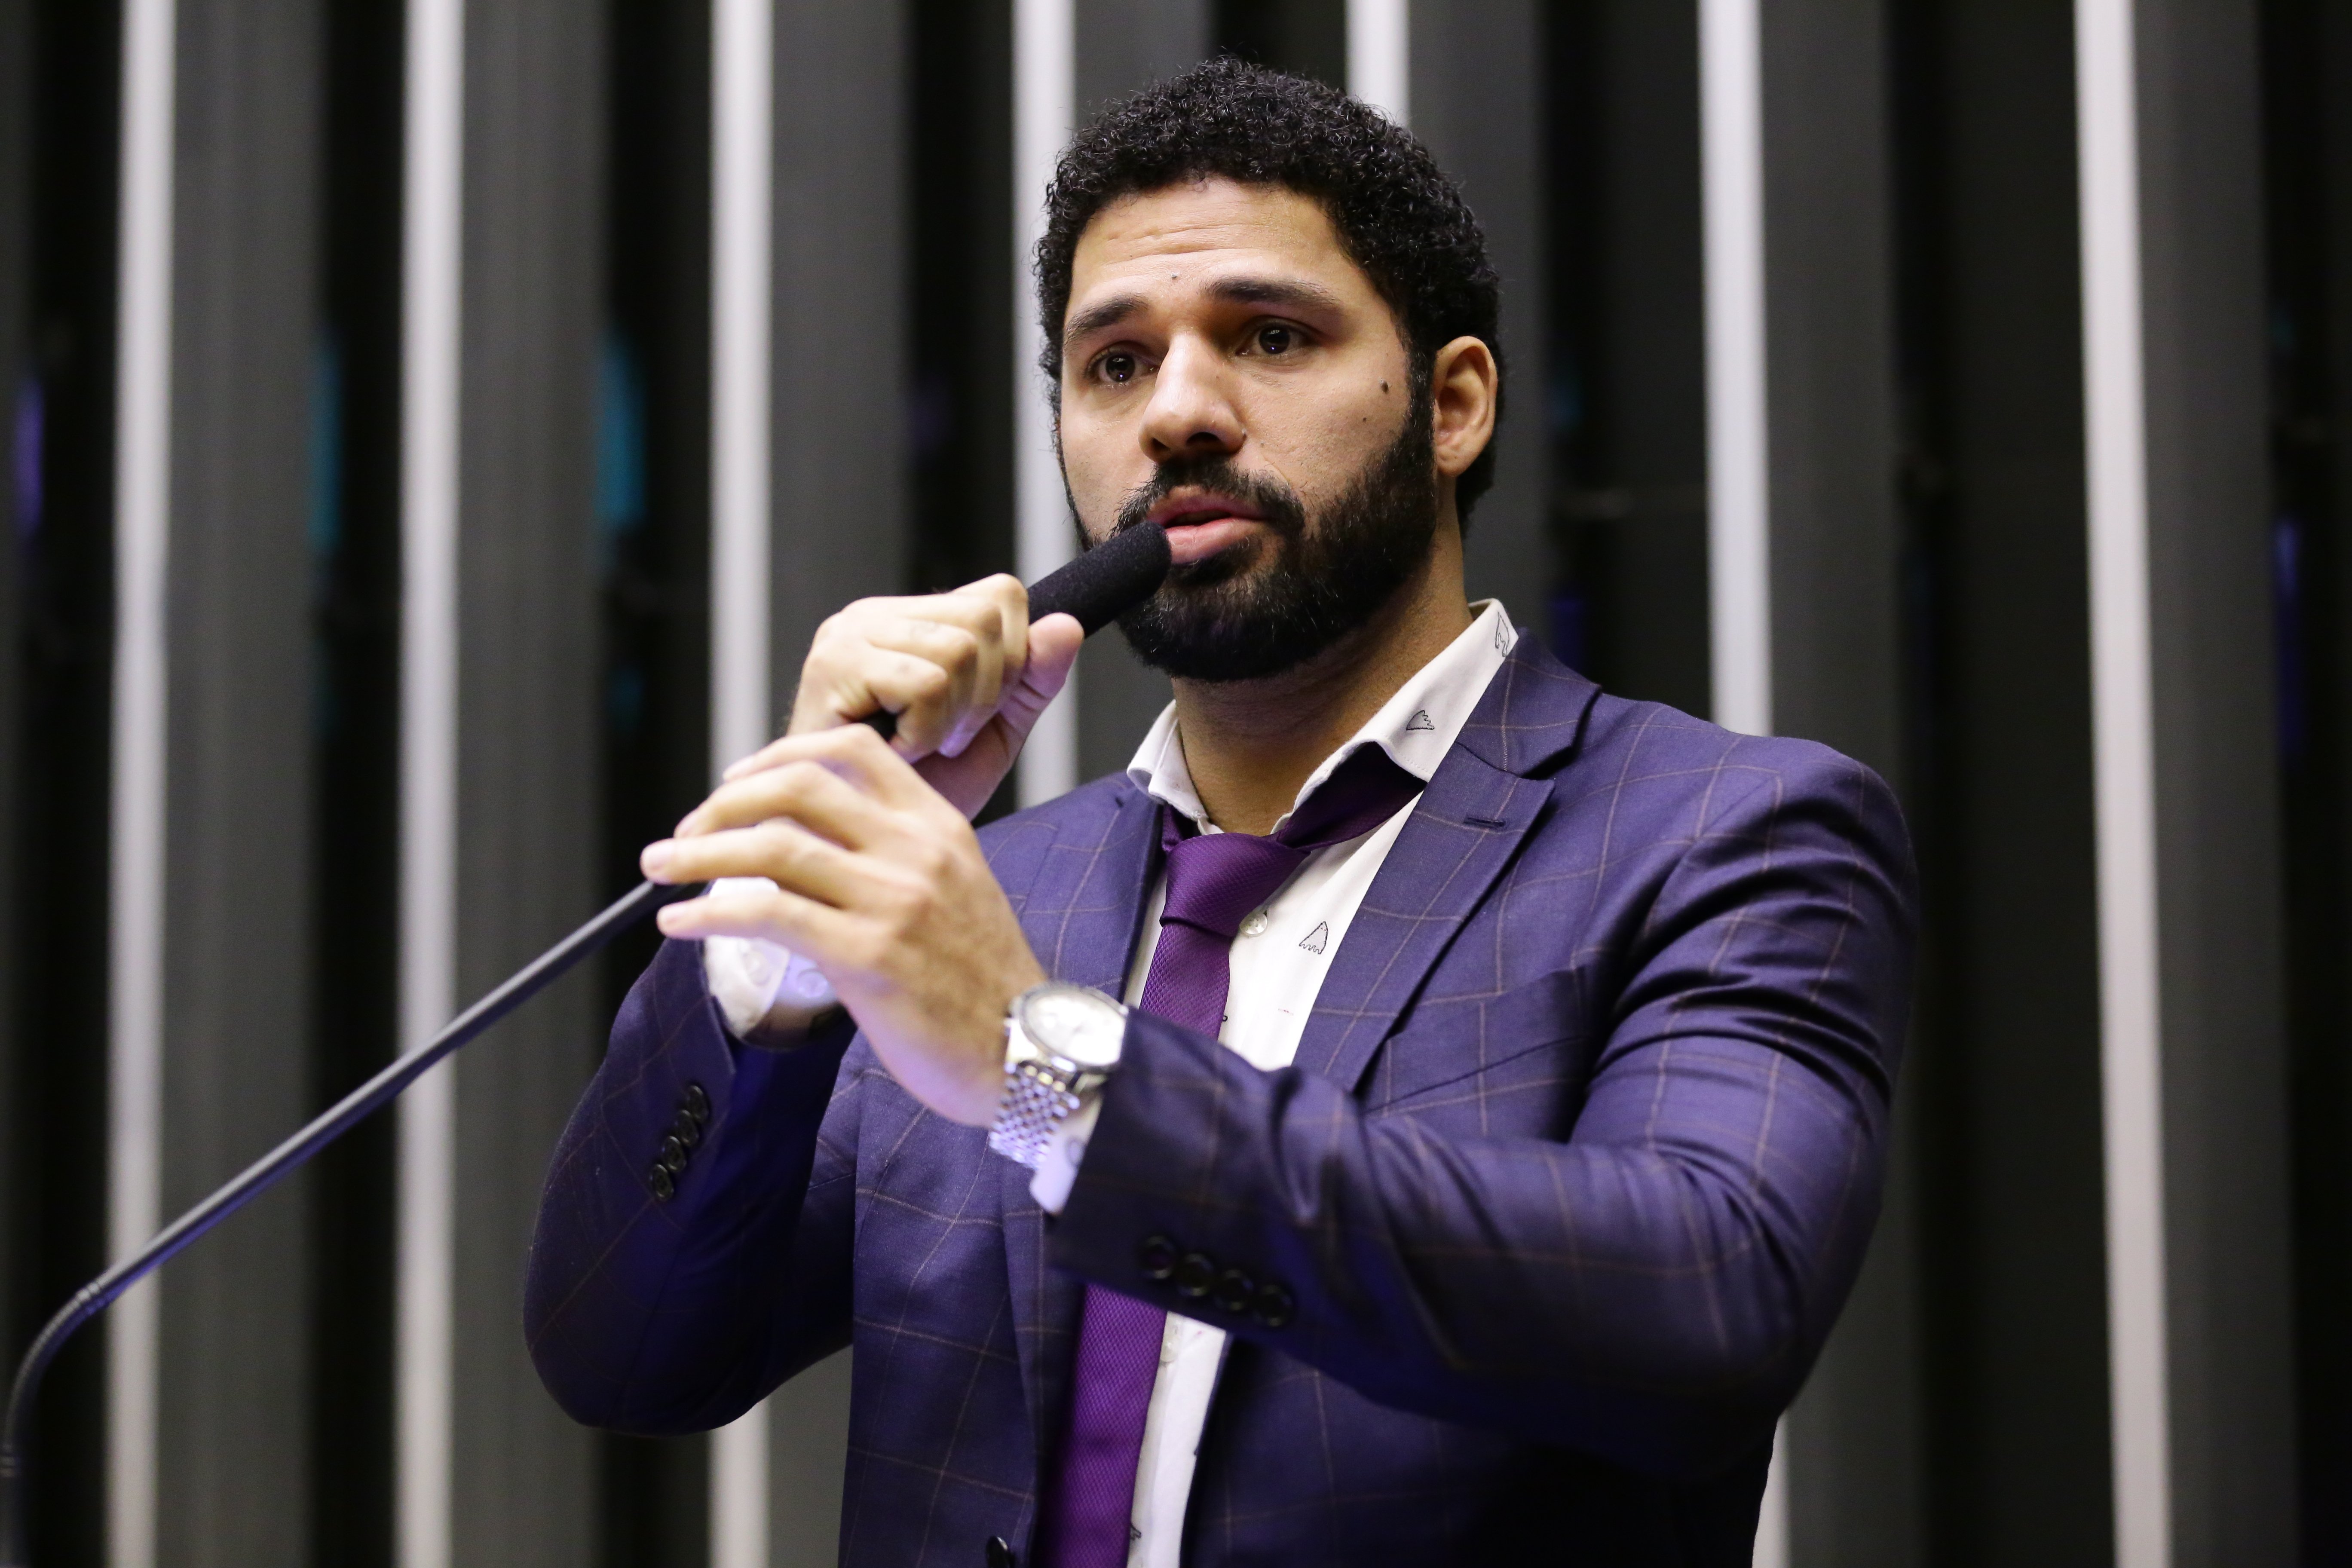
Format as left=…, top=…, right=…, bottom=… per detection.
left=1146, top=491, right=1268, bottom=565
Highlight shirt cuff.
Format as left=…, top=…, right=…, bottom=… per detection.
left=700, top=877, right=838, bottom=1039
left=1027, top=1093, right=1102, bottom=1214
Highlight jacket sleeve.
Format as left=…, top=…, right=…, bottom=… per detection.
left=1047, top=750, right=1915, bottom=1479
left=524, top=936, right=862, bottom=1435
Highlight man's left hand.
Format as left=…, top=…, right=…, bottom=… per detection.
left=640, top=722, right=1041, bottom=1126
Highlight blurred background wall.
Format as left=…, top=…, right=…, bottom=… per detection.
left=0, top=0, right=2346, bottom=1565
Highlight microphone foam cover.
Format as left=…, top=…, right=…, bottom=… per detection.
left=1026, top=523, right=1172, bottom=635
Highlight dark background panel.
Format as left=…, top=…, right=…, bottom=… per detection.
left=1543, top=0, right=1710, bottom=708
left=3, top=3, right=120, bottom=1564
left=0, top=0, right=29, bottom=1481
left=450, top=0, right=610, bottom=1560
left=1890, top=4, right=2114, bottom=1564
left=309, top=0, right=406, bottom=1553
left=596, top=0, right=713, bottom=1561
left=769, top=0, right=911, bottom=723
left=2263, top=0, right=2352, bottom=1559
left=1754, top=4, right=1920, bottom=1561
left=156, top=0, right=327, bottom=1559
left=910, top=0, right=1016, bottom=603
left=1213, top=0, right=1345, bottom=88
left=2135, top=0, right=2298, bottom=1560
left=1408, top=0, right=1551, bottom=643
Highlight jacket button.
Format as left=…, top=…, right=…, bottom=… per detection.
left=1138, top=1235, right=1178, bottom=1281
left=984, top=1534, right=1017, bottom=1568
left=1173, top=1252, right=1216, bottom=1298
left=658, top=1135, right=690, bottom=1174
left=682, top=1082, right=711, bottom=1123
left=1252, top=1281, right=1295, bottom=1329
left=1212, top=1267, right=1255, bottom=1314
left=648, top=1163, right=676, bottom=1203
left=668, top=1109, right=703, bottom=1150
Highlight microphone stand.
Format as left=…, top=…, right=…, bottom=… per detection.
left=0, top=875, right=703, bottom=1567
left=0, top=518, right=1175, bottom=1563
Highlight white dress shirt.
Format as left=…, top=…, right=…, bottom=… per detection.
left=705, top=601, right=1518, bottom=1568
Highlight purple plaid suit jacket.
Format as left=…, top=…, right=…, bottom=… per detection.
left=527, top=642, right=1916, bottom=1566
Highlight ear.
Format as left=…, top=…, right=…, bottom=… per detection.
left=1429, top=336, right=1498, bottom=481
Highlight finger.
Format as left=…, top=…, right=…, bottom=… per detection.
left=673, top=752, right=900, bottom=847
left=942, top=575, right=1029, bottom=758
left=792, top=588, right=1015, bottom=736
left=1005, top=612, right=1083, bottom=730
left=722, top=732, right=797, bottom=782
left=655, top=875, right=860, bottom=960
left=861, top=616, right=991, bottom=749
left=820, top=647, right=964, bottom=759
left=641, top=818, right=868, bottom=907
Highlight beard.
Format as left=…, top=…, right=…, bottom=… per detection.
left=1101, top=400, right=1441, bottom=683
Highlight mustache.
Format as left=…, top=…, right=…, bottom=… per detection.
left=1110, top=455, right=1308, bottom=542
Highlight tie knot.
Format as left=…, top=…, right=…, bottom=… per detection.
left=1155, top=745, right=1423, bottom=941
left=1158, top=831, right=1304, bottom=941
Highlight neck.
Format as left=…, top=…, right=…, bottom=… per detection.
left=1170, top=517, right=1473, bottom=836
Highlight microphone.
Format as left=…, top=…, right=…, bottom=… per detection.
left=1026, top=519, right=1173, bottom=634
left=861, top=521, right=1170, bottom=739
left=0, top=527, right=1171, bottom=1566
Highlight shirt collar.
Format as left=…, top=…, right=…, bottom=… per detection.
left=1125, top=600, right=1519, bottom=835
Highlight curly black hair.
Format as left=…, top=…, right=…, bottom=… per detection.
left=1036, top=57, right=1505, bottom=521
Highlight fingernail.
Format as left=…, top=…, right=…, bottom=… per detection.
left=642, top=840, right=675, bottom=877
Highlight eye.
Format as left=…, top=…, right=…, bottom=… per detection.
left=1253, top=323, right=1297, bottom=356
left=1096, top=351, right=1141, bottom=385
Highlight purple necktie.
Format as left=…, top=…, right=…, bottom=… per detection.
left=1038, top=745, right=1424, bottom=1568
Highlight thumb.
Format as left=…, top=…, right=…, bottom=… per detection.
left=996, top=612, right=1084, bottom=742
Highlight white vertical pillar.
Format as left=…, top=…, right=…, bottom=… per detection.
left=2073, top=3, right=2171, bottom=1565
left=712, top=0, right=774, bottom=777
left=1698, top=0, right=1770, bottom=740
left=709, top=1, right=777, bottom=1563
left=396, top=2, right=465, bottom=1566
left=1346, top=0, right=1409, bottom=125
left=1014, top=0, right=1075, bottom=808
left=1697, top=2, right=1783, bottom=1558
left=106, top=2, right=175, bottom=1564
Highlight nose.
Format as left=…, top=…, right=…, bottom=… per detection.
left=1137, top=334, right=1243, bottom=463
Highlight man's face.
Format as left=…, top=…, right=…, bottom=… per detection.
left=1057, top=178, right=1440, bottom=681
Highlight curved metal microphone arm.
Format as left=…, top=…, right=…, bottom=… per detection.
left=0, top=876, right=704, bottom=1567
left=0, top=520, right=1178, bottom=1564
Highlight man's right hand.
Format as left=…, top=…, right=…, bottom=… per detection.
left=733, top=573, right=1085, bottom=819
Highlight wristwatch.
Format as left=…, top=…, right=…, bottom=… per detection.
left=987, top=983, right=1128, bottom=1170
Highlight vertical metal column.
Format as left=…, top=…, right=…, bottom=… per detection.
left=753, top=4, right=914, bottom=1562
left=1013, top=0, right=1075, bottom=805
left=2074, top=10, right=2171, bottom=1560
left=2079, top=0, right=2299, bottom=1563
left=708, top=0, right=775, bottom=1551
left=1749, top=3, right=1921, bottom=1564
left=1697, top=0, right=1767, bottom=742
left=1346, top=0, right=1408, bottom=123
left=443, top=0, right=610, bottom=1560
left=105, top=0, right=176, bottom=1560
left=148, top=1, right=327, bottom=1562
left=396, top=0, right=464, bottom=1562
left=766, top=0, right=911, bottom=710
left=1695, top=2, right=1778, bottom=1561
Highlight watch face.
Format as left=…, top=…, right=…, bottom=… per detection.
left=1021, top=985, right=1126, bottom=1069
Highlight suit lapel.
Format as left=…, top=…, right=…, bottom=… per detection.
left=998, top=779, right=1160, bottom=1476
left=1292, top=644, right=1599, bottom=1090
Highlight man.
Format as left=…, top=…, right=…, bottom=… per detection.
left=528, top=59, right=1914, bottom=1567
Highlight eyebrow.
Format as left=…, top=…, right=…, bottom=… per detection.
left=1060, top=275, right=1352, bottom=352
